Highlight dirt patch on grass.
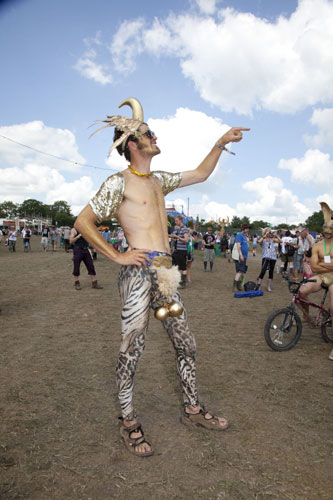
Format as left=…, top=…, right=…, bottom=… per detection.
left=0, top=237, right=332, bottom=499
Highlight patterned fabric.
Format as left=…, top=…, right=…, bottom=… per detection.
left=152, top=171, right=182, bottom=196
left=117, top=264, right=198, bottom=419
left=175, top=224, right=189, bottom=251
left=261, top=239, right=277, bottom=260
left=89, top=170, right=182, bottom=222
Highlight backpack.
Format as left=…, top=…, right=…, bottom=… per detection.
left=244, top=281, right=259, bottom=292
left=286, top=237, right=298, bottom=257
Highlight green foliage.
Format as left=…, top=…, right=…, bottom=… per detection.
left=19, top=199, right=46, bottom=217
left=240, top=216, right=251, bottom=226
left=55, top=212, right=76, bottom=227
left=305, top=210, right=324, bottom=233
left=0, top=201, right=20, bottom=218
left=0, top=198, right=75, bottom=225
left=230, top=216, right=242, bottom=228
left=251, top=219, right=271, bottom=230
left=52, top=200, right=71, bottom=215
left=167, top=215, right=174, bottom=225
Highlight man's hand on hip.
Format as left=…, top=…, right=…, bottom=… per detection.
left=114, top=248, right=152, bottom=267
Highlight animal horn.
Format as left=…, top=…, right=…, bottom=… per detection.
left=118, top=97, right=144, bottom=122
left=320, top=202, right=332, bottom=224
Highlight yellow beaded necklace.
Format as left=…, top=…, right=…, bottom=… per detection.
left=128, top=165, right=152, bottom=177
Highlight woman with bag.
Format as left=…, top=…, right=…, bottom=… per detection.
left=256, top=229, right=281, bottom=292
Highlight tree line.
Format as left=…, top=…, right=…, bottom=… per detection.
left=0, top=198, right=325, bottom=232
left=0, top=199, right=76, bottom=227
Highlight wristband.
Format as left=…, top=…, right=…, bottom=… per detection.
left=215, top=142, right=236, bottom=156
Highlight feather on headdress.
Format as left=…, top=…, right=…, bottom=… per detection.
left=89, top=97, right=144, bottom=156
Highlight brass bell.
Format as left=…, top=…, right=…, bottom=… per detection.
left=168, top=301, right=184, bottom=318
left=154, top=305, right=169, bottom=321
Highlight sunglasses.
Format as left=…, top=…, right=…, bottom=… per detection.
left=137, top=129, right=155, bottom=139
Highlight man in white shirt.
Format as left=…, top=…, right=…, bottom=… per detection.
left=281, top=230, right=294, bottom=277
left=291, top=228, right=313, bottom=280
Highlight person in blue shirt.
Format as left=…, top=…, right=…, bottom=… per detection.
left=233, top=224, right=250, bottom=291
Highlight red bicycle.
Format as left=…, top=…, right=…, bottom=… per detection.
left=264, top=277, right=333, bottom=351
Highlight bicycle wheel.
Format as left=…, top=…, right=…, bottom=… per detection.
left=264, top=308, right=302, bottom=351
left=320, top=314, right=333, bottom=343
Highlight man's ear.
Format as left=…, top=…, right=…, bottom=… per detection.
left=127, top=139, right=137, bottom=152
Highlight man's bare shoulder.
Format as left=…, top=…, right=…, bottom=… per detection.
left=313, top=240, right=322, bottom=251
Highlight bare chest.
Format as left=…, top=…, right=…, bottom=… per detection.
left=318, top=240, right=333, bottom=260
left=124, top=177, right=163, bottom=208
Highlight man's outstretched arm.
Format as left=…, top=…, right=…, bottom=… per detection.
left=179, top=127, right=250, bottom=188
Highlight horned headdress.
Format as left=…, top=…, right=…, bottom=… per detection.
left=89, top=97, right=144, bottom=156
left=320, top=202, right=333, bottom=235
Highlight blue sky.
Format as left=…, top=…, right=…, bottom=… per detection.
left=1, top=0, right=333, bottom=225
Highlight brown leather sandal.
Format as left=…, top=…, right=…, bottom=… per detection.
left=119, top=420, right=154, bottom=457
left=181, top=405, right=229, bottom=431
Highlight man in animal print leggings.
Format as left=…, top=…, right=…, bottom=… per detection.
left=75, top=98, right=249, bottom=457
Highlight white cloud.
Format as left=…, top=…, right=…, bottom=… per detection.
left=194, top=0, right=217, bottom=15
left=104, top=107, right=233, bottom=184
left=0, top=162, right=95, bottom=209
left=304, top=108, right=333, bottom=148
left=0, top=164, right=65, bottom=203
left=0, top=121, right=85, bottom=172
left=110, top=19, right=145, bottom=73
left=73, top=49, right=112, bottom=85
left=109, top=0, right=333, bottom=114
left=190, top=196, right=235, bottom=221
left=83, top=31, right=103, bottom=47
left=279, top=149, right=333, bottom=189
left=192, top=176, right=311, bottom=224
left=147, top=107, right=231, bottom=183
left=168, top=175, right=311, bottom=225
left=45, top=176, right=95, bottom=206
left=237, top=176, right=311, bottom=224
left=0, top=122, right=96, bottom=213
left=142, top=18, right=181, bottom=56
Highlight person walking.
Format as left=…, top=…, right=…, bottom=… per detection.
left=50, top=227, right=59, bottom=252
left=202, top=227, right=216, bottom=271
left=186, top=230, right=195, bottom=284
left=8, top=227, right=17, bottom=252
left=70, top=228, right=103, bottom=290
left=63, top=227, right=71, bottom=252
left=171, top=215, right=189, bottom=288
left=232, top=224, right=250, bottom=291
left=22, top=226, right=32, bottom=252
left=41, top=226, right=50, bottom=252
left=292, top=228, right=313, bottom=281
left=256, top=229, right=281, bottom=292
left=252, top=234, right=258, bottom=256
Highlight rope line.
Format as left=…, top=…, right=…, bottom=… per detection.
left=0, top=134, right=110, bottom=171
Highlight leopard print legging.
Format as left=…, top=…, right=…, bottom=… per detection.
left=117, top=264, right=199, bottom=420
